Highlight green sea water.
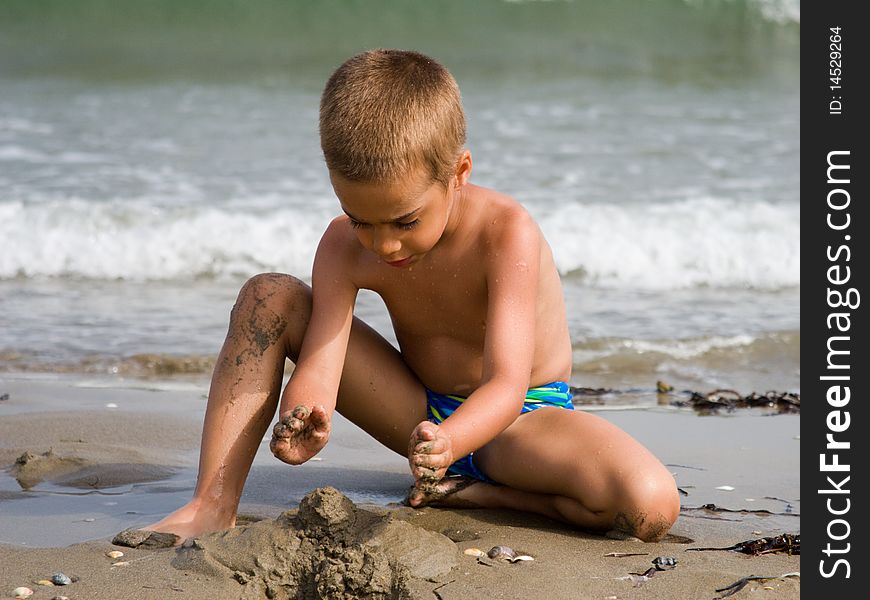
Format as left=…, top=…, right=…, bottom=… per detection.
left=1, top=0, right=798, bottom=85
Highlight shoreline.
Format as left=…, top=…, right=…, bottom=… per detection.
left=0, top=374, right=799, bottom=598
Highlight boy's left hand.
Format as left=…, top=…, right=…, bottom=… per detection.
left=408, top=421, right=454, bottom=484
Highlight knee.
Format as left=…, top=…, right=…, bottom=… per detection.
left=233, top=273, right=310, bottom=319
left=612, top=472, right=680, bottom=542
left=229, top=273, right=312, bottom=355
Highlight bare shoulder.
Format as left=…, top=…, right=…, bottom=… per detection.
left=466, top=185, right=541, bottom=252
left=314, top=216, right=367, bottom=280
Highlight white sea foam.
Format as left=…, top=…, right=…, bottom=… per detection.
left=620, top=334, right=758, bottom=359
left=2, top=195, right=798, bottom=289
left=683, top=0, right=799, bottom=24
left=0, top=199, right=331, bottom=280
left=0, top=144, right=106, bottom=164
left=537, top=197, right=799, bottom=289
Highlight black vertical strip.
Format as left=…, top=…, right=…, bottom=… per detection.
left=803, top=1, right=869, bottom=595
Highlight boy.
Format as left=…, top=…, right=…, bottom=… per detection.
left=144, top=49, right=679, bottom=544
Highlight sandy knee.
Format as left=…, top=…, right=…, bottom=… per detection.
left=230, top=273, right=312, bottom=359
left=612, top=474, right=680, bottom=542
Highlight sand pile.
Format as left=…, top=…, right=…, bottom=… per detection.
left=171, top=487, right=457, bottom=600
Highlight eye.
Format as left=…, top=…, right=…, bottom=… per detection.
left=348, top=219, right=368, bottom=229
left=396, top=219, right=420, bottom=231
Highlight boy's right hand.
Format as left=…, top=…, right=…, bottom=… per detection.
left=269, top=405, right=331, bottom=465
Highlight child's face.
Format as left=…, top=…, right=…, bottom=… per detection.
left=330, top=168, right=455, bottom=268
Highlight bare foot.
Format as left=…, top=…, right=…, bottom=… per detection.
left=270, top=404, right=331, bottom=465
left=124, top=500, right=235, bottom=547
left=406, top=475, right=485, bottom=508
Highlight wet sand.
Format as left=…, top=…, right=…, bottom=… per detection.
left=0, top=375, right=799, bottom=599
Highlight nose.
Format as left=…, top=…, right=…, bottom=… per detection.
left=372, top=229, right=401, bottom=257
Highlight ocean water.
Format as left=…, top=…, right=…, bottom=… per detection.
left=0, top=0, right=800, bottom=396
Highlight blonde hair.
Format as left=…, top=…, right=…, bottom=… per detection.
left=319, top=49, right=466, bottom=186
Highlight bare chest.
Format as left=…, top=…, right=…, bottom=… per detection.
left=364, top=261, right=489, bottom=343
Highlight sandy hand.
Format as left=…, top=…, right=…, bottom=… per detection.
left=270, top=404, right=331, bottom=465
left=407, top=420, right=455, bottom=487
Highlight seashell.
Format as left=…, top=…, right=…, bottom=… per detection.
left=35, top=580, right=55, bottom=586
left=12, top=587, right=34, bottom=599
left=487, top=545, right=518, bottom=560
left=509, top=554, right=534, bottom=562
left=463, top=548, right=486, bottom=557
left=106, top=550, right=124, bottom=559
left=50, top=573, right=72, bottom=586
left=112, top=561, right=130, bottom=567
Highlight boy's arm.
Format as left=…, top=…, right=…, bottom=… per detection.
left=284, top=219, right=359, bottom=413
left=271, top=219, right=358, bottom=464
left=417, top=209, right=541, bottom=467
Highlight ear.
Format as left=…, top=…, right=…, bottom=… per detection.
left=452, top=150, right=472, bottom=188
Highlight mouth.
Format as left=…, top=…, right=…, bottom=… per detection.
left=384, top=256, right=414, bottom=268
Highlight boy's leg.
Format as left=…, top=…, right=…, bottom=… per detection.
left=144, top=273, right=426, bottom=540
left=416, top=408, right=680, bottom=542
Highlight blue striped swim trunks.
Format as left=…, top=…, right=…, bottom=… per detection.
left=425, top=381, right=574, bottom=484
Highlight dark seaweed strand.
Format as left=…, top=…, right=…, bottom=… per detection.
left=569, top=383, right=800, bottom=413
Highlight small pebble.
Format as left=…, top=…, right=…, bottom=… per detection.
left=112, top=561, right=130, bottom=567
left=50, top=573, right=72, bottom=586
left=463, top=548, right=486, bottom=557
left=35, top=580, right=55, bottom=586
left=52, top=597, right=70, bottom=600
left=12, top=588, right=34, bottom=599
left=651, top=556, right=677, bottom=570
left=106, top=550, right=125, bottom=559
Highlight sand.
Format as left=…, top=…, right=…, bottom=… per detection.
left=0, top=376, right=800, bottom=599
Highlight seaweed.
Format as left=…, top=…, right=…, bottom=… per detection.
left=568, top=382, right=800, bottom=413
left=688, top=533, right=800, bottom=556
left=681, top=503, right=799, bottom=517
left=713, top=573, right=800, bottom=599
left=674, top=389, right=800, bottom=414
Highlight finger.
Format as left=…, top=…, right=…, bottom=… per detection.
left=412, top=449, right=448, bottom=472
left=292, top=405, right=311, bottom=420
left=309, top=405, right=330, bottom=431
left=272, top=420, right=291, bottom=438
left=416, top=423, right=437, bottom=441
left=412, top=451, right=449, bottom=468
left=280, top=418, right=301, bottom=434
left=414, top=465, right=440, bottom=482
left=414, top=437, right=448, bottom=455
left=411, top=421, right=438, bottom=443
left=413, top=441, right=435, bottom=454
left=269, top=436, right=291, bottom=453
